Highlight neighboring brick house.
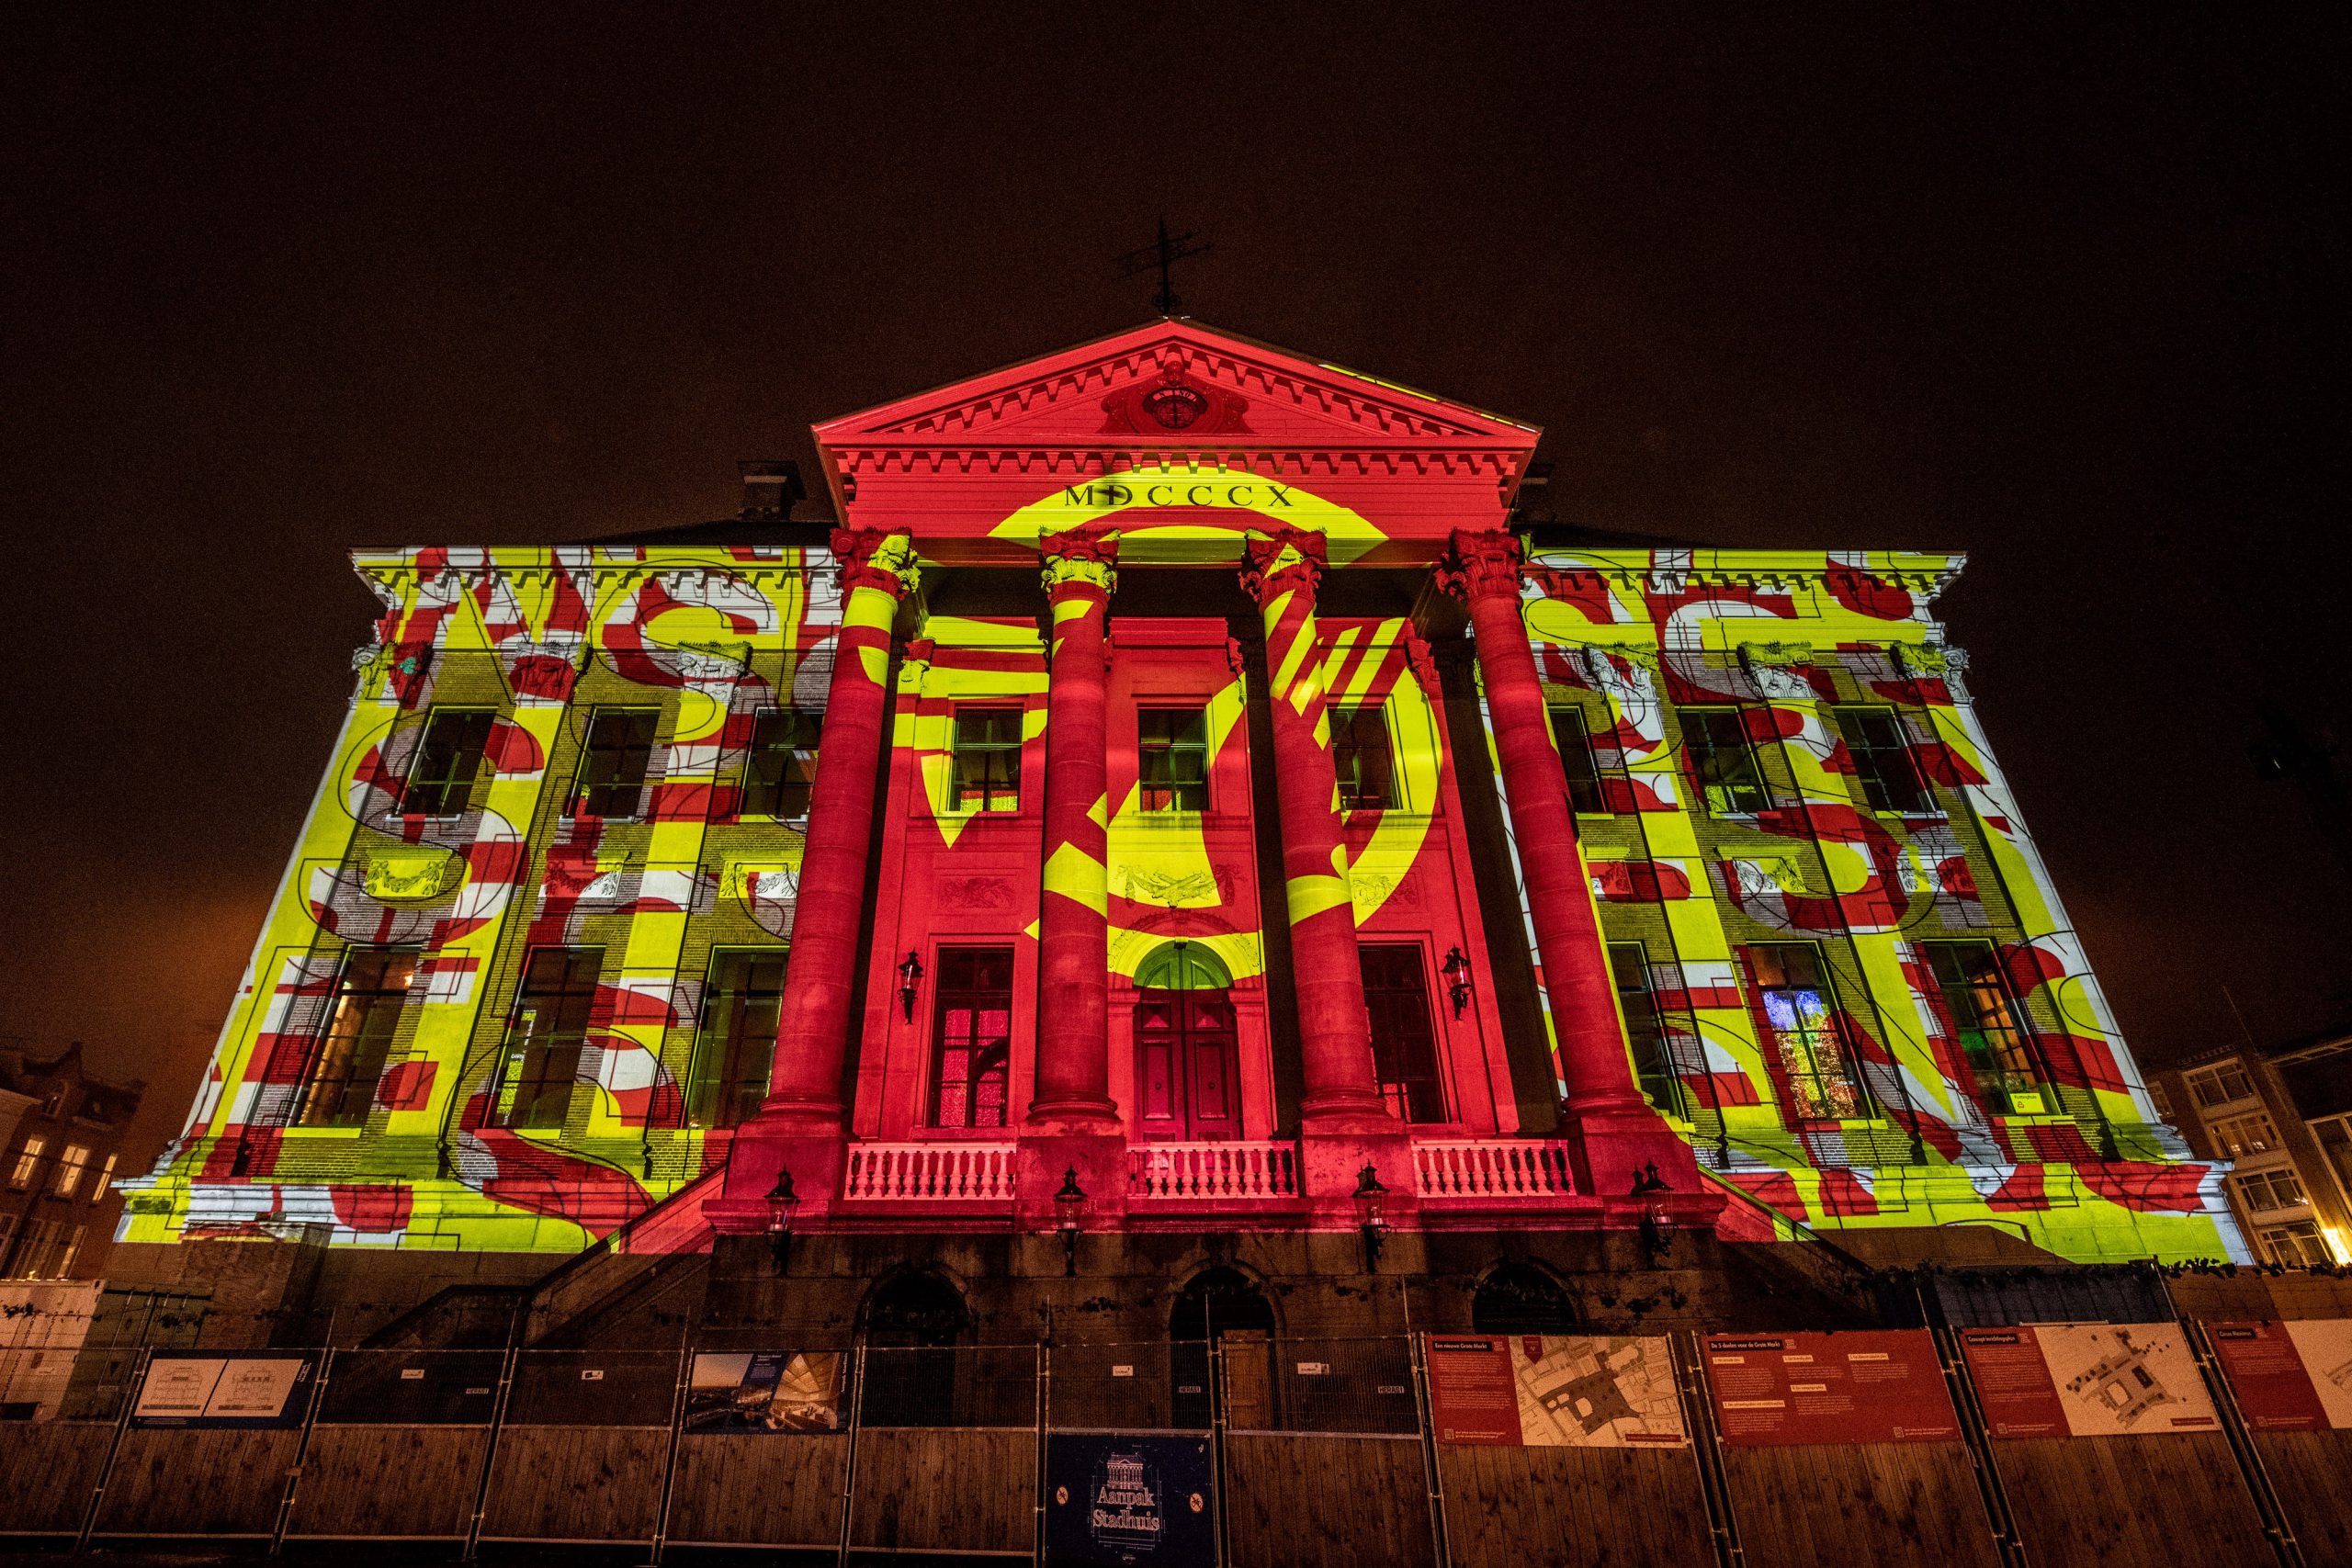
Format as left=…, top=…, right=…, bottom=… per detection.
left=2147, top=1030, right=2352, bottom=1268
left=0, top=1045, right=144, bottom=1280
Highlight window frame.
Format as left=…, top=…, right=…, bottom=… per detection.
left=1549, top=705, right=1611, bottom=816
left=10, top=1136, right=45, bottom=1188
left=1609, top=942, right=1685, bottom=1118
left=1328, top=703, right=1399, bottom=813
left=401, top=707, right=498, bottom=818
left=1921, top=940, right=2052, bottom=1116
left=52, top=1145, right=90, bottom=1199
left=947, top=707, right=1024, bottom=814
left=1832, top=705, right=1935, bottom=816
left=741, top=707, right=821, bottom=820
left=2256, top=1220, right=2331, bottom=1268
left=2187, top=1062, right=2258, bottom=1108
left=1358, top=942, right=1449, bottom=1124
left=927, top=945, right=1016, bottom=1130
left=689, top=947, right=789, bottom=1128
left=493, top=947, right=605, bottom=1130
left=1679, top=707, right=1774, bottom=817
left=293, top=947, right=422, bottom=1130
left=1745, top=942, right=1871, bottom=1122
left=1137, top=706, right=1213, bottom=814
left=571, top=708, right=662, bottom=820
left=2231, top=1167, right=2307, bottom=1215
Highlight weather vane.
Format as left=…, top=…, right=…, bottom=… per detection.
left=1115, top=219, right=1211, bottom=316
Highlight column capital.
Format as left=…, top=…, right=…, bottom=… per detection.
left=1040, top=527, right=1120, bottom=597
left=1238, top=528, right=1328, bottom=607
left=830, top=527, right=921, bottom=598
left=1434, top=527, right=1525, bottom=604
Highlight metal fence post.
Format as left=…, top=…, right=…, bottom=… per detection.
left=835, top=1341, right=866, bottom=1568
left=1035, top=1339, right=1051, bottom=1566
left=1929, top=1321, right=2030, bottom=1568
left=2185, top=1316, right=2306, bottom=1568
left=1209, top=1337, right=1231, bottom=1568
left=1406, top=1332, right=1452, bottom=1568
left=267, top=1347, right=333, bottom=1555
left=463, top=1342, right=521, bottom=1562
left=646, top=1329, right=694, bottom=1567
left=74, top=1344, right=150, bottom=1556
left=1673, top=1329, right=1747, bottom=1568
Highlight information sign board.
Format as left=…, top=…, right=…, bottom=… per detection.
left=1424, top=1335, right=1687, bottom=1448
left=1045, top=1432, right=1215, bottom=1566
left=1700, top=1331, right=1957, bottom=1445
left=1957, top=1323, right=2219, bottom=1438
left=2208, top=1319, right=2352, bottom=1432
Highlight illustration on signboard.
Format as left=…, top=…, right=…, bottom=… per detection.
left=2038, top=1325, right=2211, bottom=1436
left=1514, top=1336, right=1687, bottom=1447
left=684, top=1350, right=842, bottom=1432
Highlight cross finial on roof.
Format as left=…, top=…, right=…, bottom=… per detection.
left=1115, top=219, right=1212, bottom=317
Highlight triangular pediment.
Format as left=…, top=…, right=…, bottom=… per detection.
left=813, top=320, right=1540, bottom=453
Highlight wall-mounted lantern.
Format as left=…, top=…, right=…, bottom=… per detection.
left=766, top=1168, right=800, bottom=1276
left=1442, top=945, right=1474, bottom=1019
left=897, top=951, right=924, bottom=1022
left=1053, top=1167, right=1090, bottom=1278
left=1352, top=1162, right=1389, bottom=1271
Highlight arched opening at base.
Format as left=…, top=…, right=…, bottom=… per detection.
left=1170, top=1266, right=1275, bottom=1430
left=1471, top=1262, right=1578, bottom=1335
left=862, top=1269, right=969, bottom=1426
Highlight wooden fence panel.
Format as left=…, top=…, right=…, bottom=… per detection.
left=850, top=1427, right=1035, bottom=1555
left=1222, top=1432, right=1435, bottom=1568
left=286, top=1425, right=490, bottom=1540
left=2252, top=1429, right=2352, bottom=1564
left=1722, top=1443, right=2000, bottom=1568
left=92, top=1427, right=301, bottom=1537
left=1991, top=1435, right=2273, bottom=1568
left=1436, top=1445, right=1711, bottom=1568
left=665, top=1433, right=848, bottom=1547
left=0, top=1423, right=114, bottom=1536
left=479, top=1425, right=667, bottom=1543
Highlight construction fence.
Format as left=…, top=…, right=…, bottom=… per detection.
left=3, top=1316, right=2350, bottom=1567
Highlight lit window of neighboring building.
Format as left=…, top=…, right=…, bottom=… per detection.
left=2186, top=1061, right=2257, bottom=1108
left=2146, top=1079, right=2174, bottom=1120
left=1922, top=942, right=2051, bottom=1115
left=1832, top=706, right=1934, bottom=815
left=2311, top=1115, right=2352, bottom=1211
left=2232, top=1168, right=2307, bottom=1214
left=949, top=709, right=1023, bottom=812
left=2256, top=1221, right=2332, bottom=1268
left=1138, top=708, right=1211, bottom=812
left=690, top=949, right=787, bottom=1128
left=9, top=1137, right=45, bottom=1188
left=572, top=709, right=661, bottom=818
left=401, top=708, right=496, bottom=818
left=1680, top=708, right=1773, bottom=816
left=929, top=947, right=1012, bottom=1129
left=2208, top=1111, right=2279, bottom=1156
left=741, top=709, right=820, bottom=819
left=1360, top=945, right=1446, bottom=1123
left=493, top=948, right=603, bottom=1129
left=1328, top=705, right=1397, bottom=811
left=296, top=949, right=421, bottom=1128
left=92, top=1153, right=118, bottom=1202
left=1610, top=942, right=1683, bottom=1117
left=1548, top=706, right=1610, bottom=815
left=51, top=1145, right=90, bottom=1199
left=1746, top=943, right=1867, bottom=1121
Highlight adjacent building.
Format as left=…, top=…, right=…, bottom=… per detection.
left=2151, top=1030, right=2352, bottom=1268
left=1, top=1045, right=142, bottom=1281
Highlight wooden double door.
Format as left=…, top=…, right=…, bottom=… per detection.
left=1135, top=988, right=1240, bottom=1140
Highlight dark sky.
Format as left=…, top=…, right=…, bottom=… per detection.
left=4, top=6, right=2345, bottom=1158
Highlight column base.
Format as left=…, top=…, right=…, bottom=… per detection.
left=1022, top=1098, right=1124, bottom=1138
left=1015, top=1131, right=1129, bottom=1231
left=1557, top=1101, right=1707, bottom=1206
left=1299, top=1125, right=1419, bottom=1230
left=704, top=1123, right=847, bottom=1235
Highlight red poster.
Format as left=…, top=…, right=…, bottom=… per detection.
left=1701, top=1331, right=1958, bottom=1446
left=1957, top=1329, right=2071, bottom=1438
left=1423, top=1336, right=1521, bottom=1445
left=2210, top=1322, right=2330, bottom=1432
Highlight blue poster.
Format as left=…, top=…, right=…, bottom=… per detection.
left=1045, top=1432, right=1216, bottom=1566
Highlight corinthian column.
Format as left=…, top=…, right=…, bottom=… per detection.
left=1240, top=530, right=1392, bottom=1132
left=1030, top=530, right=1121, bottom=1131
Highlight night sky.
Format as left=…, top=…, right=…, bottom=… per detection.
left=4, top=7, right=2344, bottom=1157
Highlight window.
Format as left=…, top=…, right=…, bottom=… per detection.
left=930, top=948, right=1013, bottom=1128
left=401, top=708, right=496, bottom=818
left=2208, top=1111, right=2280, bottom=1157
left=2186, top=1061, right=2258, bottom=1108
left=10, top=1137, right=45, bottom=1188
left=572, top=709, right=661, bottom=818
left=1922, top=942, right=2049, bottom=1115
left=1549, top=706, right=1609, bottom=815
left=2232, top=1168, right=2307, bottom=1214
left=691, top=950, right=787, bottom=1128
left=51, top=1145, right=90, bottom=1199
left=295, top=949, right=420, bottom=1128
left=1360, top=945, right=1447, bottom=1122
left=92, top=1153, right=117, bottom=1202
left=494, top=949, right=602, bottom=1128
left=2256, top=1221, right=2332, bottom=1268
left=741, top=709, right=820, bottom=818
left=1680, top=708, right=1772, bottom=815
left=1747, top=943, right=1866, bottom=1121
left=2146, top=1079, right=2174, bottom=1121
left=1329, top=705, right=1396, bottom=811
left=2312, top=1116, right=2352, bottom=1211
left=1833, top=706, right=1933, bottom=815
left=1610, top=943, right=1682, bottom=1117
left=949, top=709, right=1023, bottom=812
left=1138, top=708, right=1211, bottom=812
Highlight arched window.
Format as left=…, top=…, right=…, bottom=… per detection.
left=1170, top=1267, right=1275, bottom=1431
left=1471, top=1263, right=1577, bottom=1334
left=1134, top=943, right=1239, bottom=1141
left=862, top=1270, right=967, bottom=1426
left=1134, top=941, right=1232, bottom=991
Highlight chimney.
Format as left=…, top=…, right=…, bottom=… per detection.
left=739, top=459, right=806, bottom=521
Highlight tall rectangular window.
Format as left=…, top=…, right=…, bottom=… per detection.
left=1549, top=706, right=1610, bottom=815
left=572, top=709, right=661, bottom=818
left=2312, top=1116, right=2352, bottom=1212
left=295, top=949, right=421, bottom=1128
left=401, top=708, right=496, bottom=818
left=1329, top=705, right=1397, bottom=811
left=690, top=949, right=787, bottom=1128
left=494, top=948, right=603, bottom=1129
left=1680, top=708, right=1772, bottom=816
left=1747, top=943, right=1867, bottom=1121
left=1359, top=945, right=1446, bottom=1122
left=1609, top=943, right=1682, bottom=1117
left=949, top=709, right=1023, bottom=812
left=930, top=947, right=1013, bottom=1129
left=1138, top=708, right=1211, bottom=812
left=92, top=1153, right=117, bottom=1203
left=1834, top=707, right=1933, bottom=814
left=741, top=709, right=820, bottom=818
left=51, top=1145, right=90, bottom=1199
left=1922, top=941, right=2049, bottom=1115
left=9, top=1137, right=44, bottom=1188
